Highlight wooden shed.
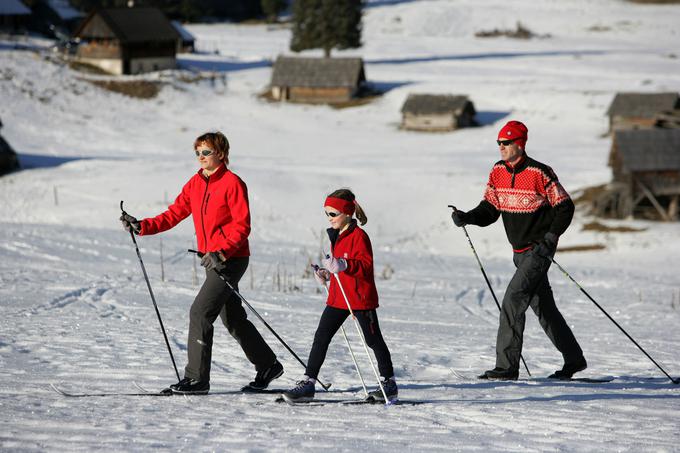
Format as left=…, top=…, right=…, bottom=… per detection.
left=606, top=128, right=680, bottom=220
left=269, top=56, right=366, bottom=104
left=73, top=7, right=179, bottom=75
left=400, top=94, right=477, bottom=131
left=171, top=20, right=194, bottom=53
left=606, top=92, right=680, bottom=132
left=0, top=0, right=31, bottom=32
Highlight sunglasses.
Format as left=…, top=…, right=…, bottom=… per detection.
left=324, top=210, right=341, bottom=218
left=195, top=149, right=214, bottom=157
left=497, top=138, right=517, bottom=146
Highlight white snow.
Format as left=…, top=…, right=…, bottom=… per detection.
left=1, top=0, right=680, bottom=451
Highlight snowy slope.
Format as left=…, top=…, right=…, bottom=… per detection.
left=1, top=0, right=680, bottom=451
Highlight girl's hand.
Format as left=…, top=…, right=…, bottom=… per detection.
left=314, top=267, right=331, bottom=285
left=322, top=255, right=347, bottom=274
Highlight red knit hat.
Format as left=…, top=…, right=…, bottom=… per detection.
left=498, top=120, right=528, bottom=149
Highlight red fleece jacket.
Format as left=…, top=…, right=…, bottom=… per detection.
left=139, top=164, right=250, bottom=259
left=326, top=222, right=379, bottom=311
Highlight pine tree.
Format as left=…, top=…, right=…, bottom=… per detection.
left=261, top=0, right=287, bottom=23
left=290, top=0, right=363, bottom=58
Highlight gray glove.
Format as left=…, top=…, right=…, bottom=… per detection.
left=313, top=266, right=331, bottom=285
left=120, top=213, right=141, bottom=234
left=451, top=209, right=468, bottom=227
left=322, top=255, right=347, bottom=274
left=534, top=232, right=558, bottom=258
left=200, top=252, right=227, bottom=273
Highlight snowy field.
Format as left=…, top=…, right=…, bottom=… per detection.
left=1, top=0, right=680, bottom=451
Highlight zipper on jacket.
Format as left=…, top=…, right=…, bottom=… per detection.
left=200, top=177, right=210, bottom=248
left=511, top=168, right=516, bottom=188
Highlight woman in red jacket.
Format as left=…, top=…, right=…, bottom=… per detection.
left=281, top=189, right=396, bottom=403
left=120, top=132, right=282, bottom=394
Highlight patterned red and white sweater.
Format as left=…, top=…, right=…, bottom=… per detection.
left=465, top=155, right=574, bottom=252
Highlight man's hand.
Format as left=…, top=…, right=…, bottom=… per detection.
left=534, top=232, right=558, bottom=258
left=120, top=213, right=141, bottom=234
left=451, top=209, right=468, bottom=227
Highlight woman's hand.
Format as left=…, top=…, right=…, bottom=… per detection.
left=313, top=267, right=331, bottom=285
left=120, top=213, right=141, bottom=234
left=200, top=252, right=227, bottom=273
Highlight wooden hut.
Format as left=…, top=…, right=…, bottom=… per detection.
left=269, top=56, right=366, bottom=104
left=0, top=0, right=31, bottom=32
left=0, top=118, right=20, bottom=175
left=400, top=94, right=477, bottom=131
left=73, top=7, right=179, bottom=75
left=607, top=128, right=680, bottom=220
left=606, top=92, right=680, bottom=132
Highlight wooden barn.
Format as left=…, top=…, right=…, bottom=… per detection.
left=400, top=94, right=477, bottom=131
left=269, top=56, right=366, bottom=104
left=0, top=0, right=31, bottom=32
left=73, top=7, right=179, bottom=75
left=604, top=128, right=680, bottom=221
left=606, top=92, right=680, bottom=132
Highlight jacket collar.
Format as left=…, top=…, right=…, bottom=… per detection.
left=326, top=219, right=358, bottom=247
left=198, top=163, right=228, bottom=181
left=502, top=153, right=529, bottom=172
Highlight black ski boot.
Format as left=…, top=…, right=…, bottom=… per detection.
left=282, top=379, right=315, bottom=403
left=548, top=357, right=587, bottom=379
left=243, top=360, right=284, bottom=391
left=367, top=377, right=398, bottom=402
left=478, top=367, right=519, bottom=380
left=168, top=377, right=210, bottom=395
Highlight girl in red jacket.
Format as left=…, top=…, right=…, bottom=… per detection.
left=120, top=132, right=282, bottom=394
left=282, top=189, right=396, bottom=403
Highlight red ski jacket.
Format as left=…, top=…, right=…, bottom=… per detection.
left=326, top=221, right=379, bottom=311
left=138, top=164, right=250, bottom=259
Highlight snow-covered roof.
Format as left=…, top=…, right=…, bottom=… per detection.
left=171, top=20, right=195, bottom=43
left=45, top=0, right=83, bottom=21
left=0, top=0, right=31, bottom=15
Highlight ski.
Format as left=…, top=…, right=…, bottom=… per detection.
left=51, top=383, right=171, bottom=397
left=450, top=369, right=614, bottom=383
left=274, top=395, right=423, bottom=406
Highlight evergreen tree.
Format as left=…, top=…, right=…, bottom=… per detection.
left=290, top=0, right=363, bottom=57
left=261, top=0, right=287, bottom=23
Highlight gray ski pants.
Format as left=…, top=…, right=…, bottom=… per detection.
left=495, top=250, right=583, bottom=371
left=184, top=257, right=276, bottom=382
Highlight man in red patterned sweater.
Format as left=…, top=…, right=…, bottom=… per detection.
left=452, top=120, right=587, bottom=380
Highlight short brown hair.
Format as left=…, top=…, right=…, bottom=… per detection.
left=194, top=131, right=230, bottom=166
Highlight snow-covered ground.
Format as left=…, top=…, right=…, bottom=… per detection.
left=1, top=0, right=680, bottom=451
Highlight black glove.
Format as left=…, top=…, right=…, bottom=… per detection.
left=120, top=213, right=141, bottom=234
left=200, top=252, right=227, bottom=273
left=451, top=209, right=468, bottom=227
left=533, top=232, right=558, bottom=258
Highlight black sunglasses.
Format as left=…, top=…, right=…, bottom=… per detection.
left=195, top=149, right=214, bottom=157
left=324, top=211, right=341, bottom=218
left=497, top=138, right=517, bottom=146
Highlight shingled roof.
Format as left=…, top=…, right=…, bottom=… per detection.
left=614, top=128, right=680, bottom=172
left=607, top=92, right=680, bottom=119
left=0, top=0, right=31, bottom=15
left=74, top=7, right=179, bottom=44
left=401, top=94, right=474, bottom=115
left=270, top=56, right=365, bottom=88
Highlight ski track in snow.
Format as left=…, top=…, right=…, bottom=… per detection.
left=2, top=0, right=680, bottom=451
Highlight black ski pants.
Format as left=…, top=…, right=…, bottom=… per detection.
left=184, top=257, right=277, bottom=382
left=495, top=250, right=584, bottom=371
left=305, top=305, right=394, bottom=380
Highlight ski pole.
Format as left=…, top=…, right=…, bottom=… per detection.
left=312, top=264, right=369, bottom=398
left=332, top=272, right=390, bottom=405
left=120, top=201, right=180, bottom=382
left=448, top=205, right=532, bottom=377
left=551, top=257, right=679, bottom=385
left=188, top=250, right=332, bottom=391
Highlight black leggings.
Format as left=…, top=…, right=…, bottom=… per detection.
left=305, top=305, right=394, bottom=380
